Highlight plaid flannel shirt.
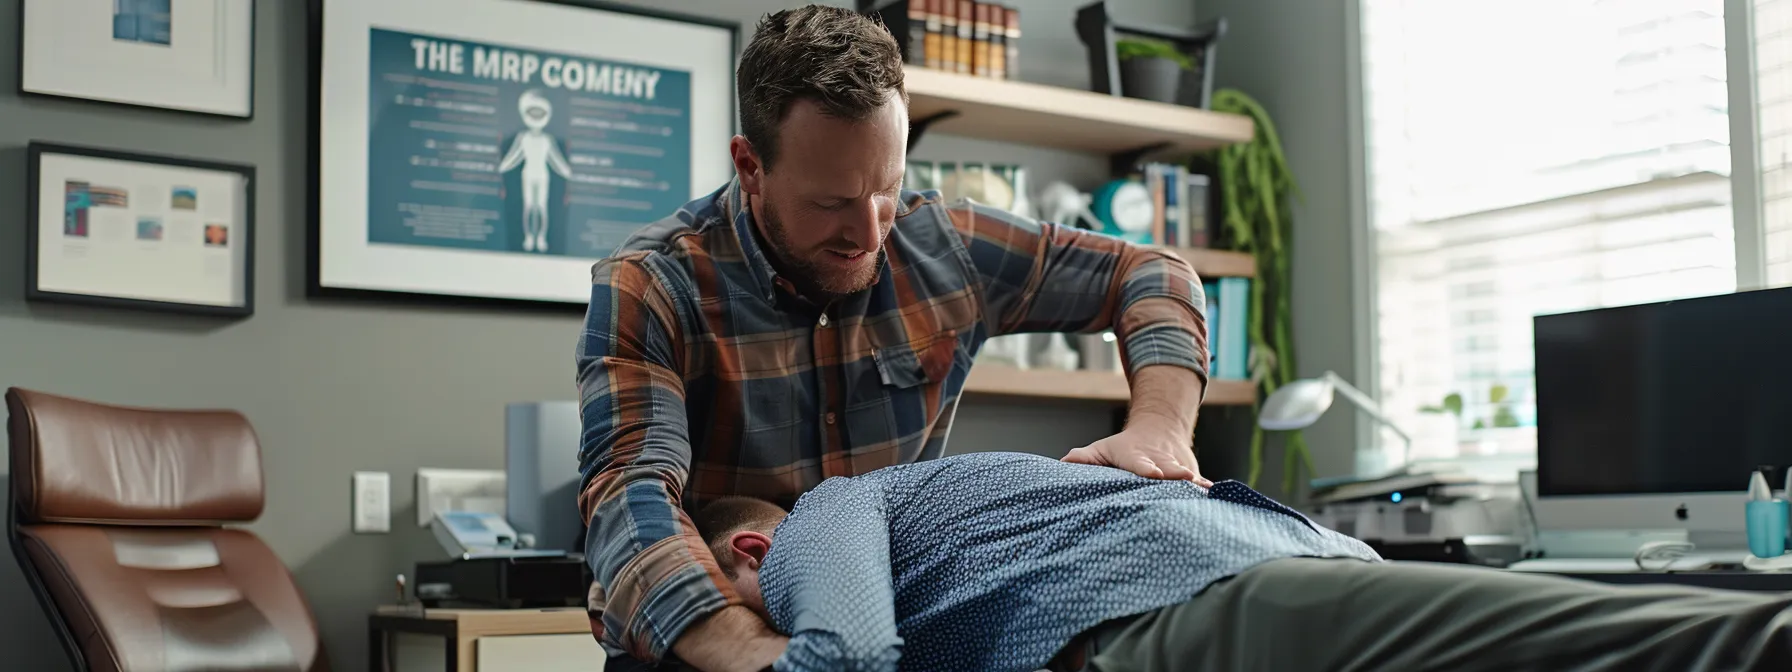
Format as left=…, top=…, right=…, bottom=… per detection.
left=575, top=177, right=1209, bottom=662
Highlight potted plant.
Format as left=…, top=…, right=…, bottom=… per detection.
left=1115, top=37, right=1191, bottom=104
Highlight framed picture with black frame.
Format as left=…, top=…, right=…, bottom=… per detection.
left=26, top=142, right=256, bottom=318
left=307, top=0, right=739, bottom=309
left=18, top=0, right=256, bottom=119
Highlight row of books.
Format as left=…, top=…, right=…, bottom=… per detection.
left=1137, top=162, right=1211, bottom=248
left=894, top=0, right=1021, bottom=80
left=1205, top=277, right=1252, bottom=381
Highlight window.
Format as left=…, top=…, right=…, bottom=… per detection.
left=1757, top=0, right=1792, bottom=286
left=1361, top=0, right=1747, bottom=475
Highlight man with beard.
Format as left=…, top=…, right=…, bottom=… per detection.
left=576, top=6, right=1212, bottom=672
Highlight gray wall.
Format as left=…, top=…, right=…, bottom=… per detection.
left=0, top=0, right=1206, bottom=668
left=1196, top=0, right=1363, bottom=498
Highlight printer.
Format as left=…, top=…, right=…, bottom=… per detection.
left=414, top=511, right=588, bottom=608
left=1307, top=471, right=1526, bottom=567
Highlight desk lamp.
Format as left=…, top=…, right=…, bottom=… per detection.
left=1258, top=371, right=1413, bottom=474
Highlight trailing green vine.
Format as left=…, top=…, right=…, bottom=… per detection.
left=1197, top=88, right=1314, bottom=494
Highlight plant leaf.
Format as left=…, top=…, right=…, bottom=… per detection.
left=1442, top=393, right=1463, bottom=416
left=1115, top=38, right=1194, bottom=70
left=1248, top=422, right=1265, bottom=489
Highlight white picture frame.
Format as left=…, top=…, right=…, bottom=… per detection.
left=307, top=0, right=739, bottom=308
left=19, top=0, right=256, bottom=119
left=26, top=142, right=257, bottom=318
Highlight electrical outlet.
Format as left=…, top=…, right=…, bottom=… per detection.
left=353, top=471, right=390, bottom=534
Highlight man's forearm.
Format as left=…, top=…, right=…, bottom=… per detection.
left=1067, top=267, right=1210, bottom=482
left=672, top=605, right=789, bottom=672
left=1126, top=363, right=1205, bottom=437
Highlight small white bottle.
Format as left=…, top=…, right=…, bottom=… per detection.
left=1749, top=470, right=1773, bottom=502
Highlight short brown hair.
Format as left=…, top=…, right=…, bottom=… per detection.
left=693, top=496, right=787, bottom=577
left=737, top=5, right=908, bottom=170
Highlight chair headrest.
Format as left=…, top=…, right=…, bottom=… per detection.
left=6, top=387, right=265, bottom=526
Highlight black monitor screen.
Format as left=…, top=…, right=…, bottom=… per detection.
left=1533, top=287, right=1792, bottom=496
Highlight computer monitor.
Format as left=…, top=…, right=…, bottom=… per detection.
left=505, top=401, right=586, bottom=555
left=1529, top=287, right=1792, bottom=540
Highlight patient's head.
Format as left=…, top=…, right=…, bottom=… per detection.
left=694, top=496, right=788, bottom=616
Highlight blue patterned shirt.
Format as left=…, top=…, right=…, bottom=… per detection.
left=760, top=451, right=1383, bottom=672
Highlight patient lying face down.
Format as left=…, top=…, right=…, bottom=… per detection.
left=698, top=452, right=1792, bottom=672
left=692, top=495, right=785, bottom=621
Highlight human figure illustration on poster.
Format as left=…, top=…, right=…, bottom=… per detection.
left=497, top=89, right=574, bottom=253
left=363, top=29, right=694, bottom=260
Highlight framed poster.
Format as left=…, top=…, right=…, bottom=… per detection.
left=308, top=0, right=738, bottom=307
left=19, top=0, right=256, bottom=118
left=26, top=143, right=256, bottom=318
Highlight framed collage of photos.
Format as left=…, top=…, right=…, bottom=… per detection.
left=307, top=0, right=739, bottom=307
left=26, top=143, right=255, bottom=317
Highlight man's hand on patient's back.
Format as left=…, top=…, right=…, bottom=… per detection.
left=671, top=605, right=788, bottom=672
left=1062, top=419, right=1210, bottom=487
left=1063, top=364, right=1212, bottom=487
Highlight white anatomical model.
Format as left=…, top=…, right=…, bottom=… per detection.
left=498, top=90, right=574, bottom=253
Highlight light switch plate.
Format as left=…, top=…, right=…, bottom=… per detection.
left=353, top=471, right=391, bottom=533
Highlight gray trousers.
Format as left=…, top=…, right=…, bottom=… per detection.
left=1078, top=557, right=1792, bottom=672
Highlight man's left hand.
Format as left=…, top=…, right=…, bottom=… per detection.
left=1063, top=421, right=1212, bottom=487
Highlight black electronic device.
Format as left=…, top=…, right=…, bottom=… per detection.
left=414, top=555, right=589, bottom=609
left=1533, top=286, right=1792, bottom=498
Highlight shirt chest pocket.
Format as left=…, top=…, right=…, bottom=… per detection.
left=843, top=331, right=959, bottom=461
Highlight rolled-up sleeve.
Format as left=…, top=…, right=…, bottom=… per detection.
left=944, top=200, right=1209, bottom=386
left=576, top=255, right=740, bottom=662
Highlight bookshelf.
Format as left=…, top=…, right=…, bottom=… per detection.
left=964, top=366, right=1258, bottom=406
left=898, top=65, right=1260, bottom=406
left=958, top=246, right=1258, bottom=406
left=1170, top=247, right=1255, bottom=279
left=903, top=66, right=1255, bottom=158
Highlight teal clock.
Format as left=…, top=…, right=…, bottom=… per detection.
left=1092, top=179, right=1155, bottom=243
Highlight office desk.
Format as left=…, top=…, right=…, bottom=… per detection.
left=1537, top=570, right=1792, bottom=592
left=369, top=606, right=605, bottom=672
left=1507, top=555, right=1792, bottom=593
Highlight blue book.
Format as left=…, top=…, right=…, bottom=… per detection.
left=1203, top=281, right=1220, bottom=373
left=1217, top=277, right=1250, bottom=379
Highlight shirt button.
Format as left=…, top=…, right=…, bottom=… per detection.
left=825, top=412, right=837, bottom=425
left=818, top=313, right=830, bottom=327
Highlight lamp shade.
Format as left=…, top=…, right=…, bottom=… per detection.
left=1258, top=378, right=1335, bottom=431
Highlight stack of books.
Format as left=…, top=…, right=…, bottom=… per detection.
left=1132, top=161, right=1211, bottom=249
left=889, top=0, right=1020, bottom=80
left=1204, top=276, right=1251, bottom=382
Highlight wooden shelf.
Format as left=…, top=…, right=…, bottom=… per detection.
left=964, top=365, right=1257, bottom=406
left=904, top=66, right=1255, bottom=157
left=1204, top=379, right=1258, bottom=405
left=1168, top=247, right=1255, bottom=278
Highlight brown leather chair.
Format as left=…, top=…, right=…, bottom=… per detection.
left=6, top=387, right=328, bottom=671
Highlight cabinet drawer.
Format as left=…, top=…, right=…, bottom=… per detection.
left=477, top=633, right=606, bottom=670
